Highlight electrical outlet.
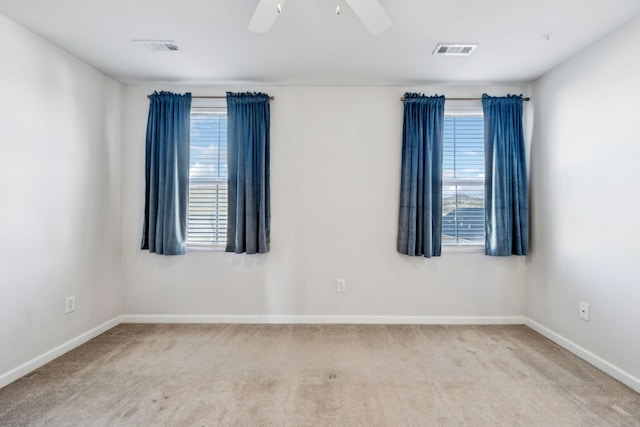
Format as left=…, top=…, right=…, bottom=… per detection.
left=65, top=296, right=76, bottom=314
left=336, top=278, right=346, bottom=293
left=579, top=302, right=589, bottom=321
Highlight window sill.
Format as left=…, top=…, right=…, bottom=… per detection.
left=442, top=245, right=484, bottom=253
left=187, top=245, right=226, bottom=252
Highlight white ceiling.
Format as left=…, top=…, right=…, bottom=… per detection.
left=1, top=0, right=639, bottom=86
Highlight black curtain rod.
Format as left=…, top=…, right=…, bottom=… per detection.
left=193, top=95, right=275, bottom=100
left=400, top=96, right=530, bottom=102
left=147, top=95, right=275, bottom=100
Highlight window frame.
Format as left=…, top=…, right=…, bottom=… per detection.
left=186, top=100, right=228, bottom=252
left=442, top=108, right=485, bottom=249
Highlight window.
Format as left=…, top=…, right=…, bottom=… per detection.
left=187, top=108, right=228, bottom=248
left=442, top=112, right=485, bottom=245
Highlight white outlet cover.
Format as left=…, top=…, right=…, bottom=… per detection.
left=65, top=296, right=76, bottom=314
left=579, top=302, right=589, bottom=321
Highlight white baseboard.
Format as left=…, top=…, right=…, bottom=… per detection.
left=120, top=314, right=525, bottom=325
left=0, top=316, right=121, bottom=389
left=524, top=317, right=640, bottom=393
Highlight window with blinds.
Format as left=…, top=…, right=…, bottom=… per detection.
left=188, top=109, right=228, bottom=248
left=442, top=113, right=485, bottom=245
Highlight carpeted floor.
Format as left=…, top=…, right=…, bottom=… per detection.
left=0, top=324, right=638, bottom=426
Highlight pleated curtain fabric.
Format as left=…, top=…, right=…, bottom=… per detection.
left=140, top=91, right=192, bottom=255
left=482, top=94, right=529, bottom=256
left=397, top=94, right=445, bottom=257
left=226, top=92, right=271, bottom=254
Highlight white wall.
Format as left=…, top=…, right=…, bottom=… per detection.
left=122, top=84, right=528, bottom=319
left=528, top=16, right=640, bottom=382
left=0, top=15, right=122, bottom=377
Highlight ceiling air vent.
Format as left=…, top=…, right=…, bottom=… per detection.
left=133, top=40, right=180, bottom=52
left=433, top=43, right=478, bottom=56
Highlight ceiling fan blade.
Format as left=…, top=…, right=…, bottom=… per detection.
left=248, top=0, right=287, bottom=33
left=344, top=0, right=391, bottom=34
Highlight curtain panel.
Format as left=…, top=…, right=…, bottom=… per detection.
left=397, top=94, right=445, bottom=257
left=226, top=92, right=271, bottom=254
left=141, top=91, right=192, bottom=255
left=482, top=94, right=529, bottom=256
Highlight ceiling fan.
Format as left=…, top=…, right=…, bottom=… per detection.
left=248, top=0, right=392, bottom=34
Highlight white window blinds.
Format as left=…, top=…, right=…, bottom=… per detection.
left=442, top=114, right=485, bottom=245
left=188, top=109, right=228, bottom=248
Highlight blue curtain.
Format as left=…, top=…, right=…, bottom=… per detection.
left=482, top=94, right=528, bottom=256
left=141, top=91, right=192, bottom=255
left=397, top=94, right=445, bottom=257
left=226, top=92, right=271, bottom=254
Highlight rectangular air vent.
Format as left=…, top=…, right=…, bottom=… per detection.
left=133, top=40, right=180, bottom=52
left=433, top=43, right=478, bottom=56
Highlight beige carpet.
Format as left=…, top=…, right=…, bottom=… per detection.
left=0, top=324, right=638, bottom=426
